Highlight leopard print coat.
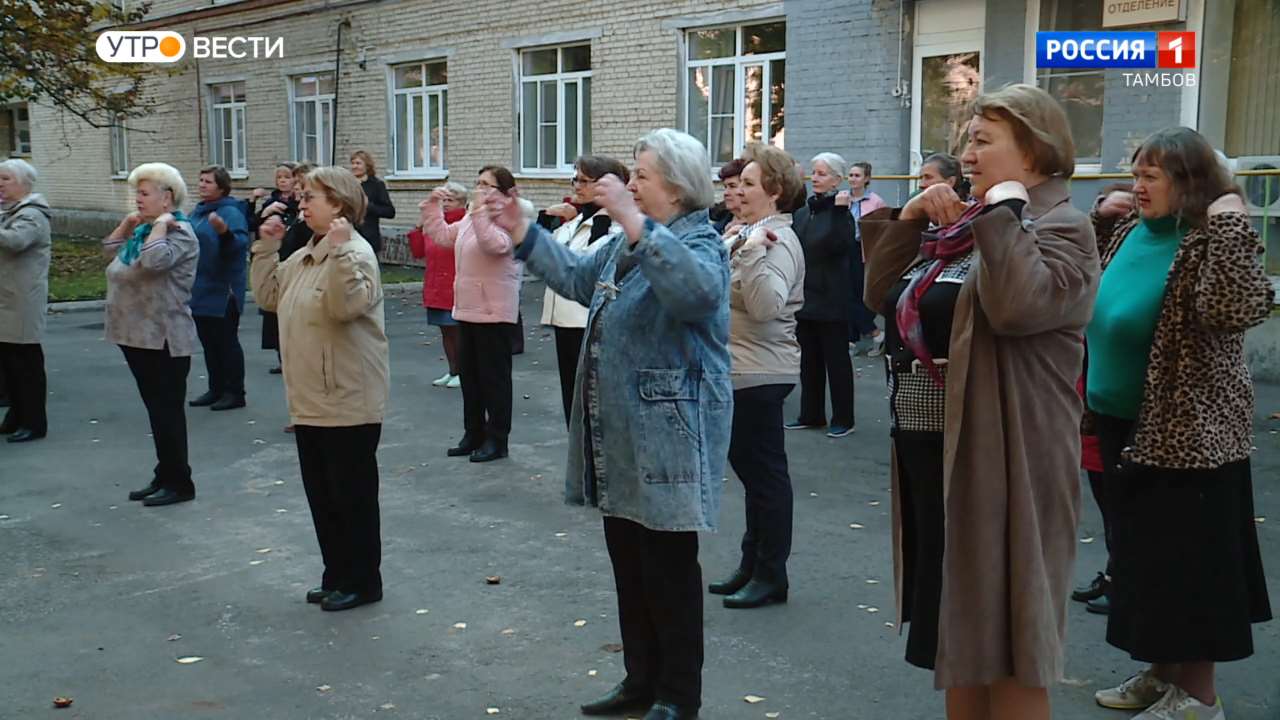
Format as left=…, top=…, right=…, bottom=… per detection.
left=1090, top=209, right=1273, bottom=470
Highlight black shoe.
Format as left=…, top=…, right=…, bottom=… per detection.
left=580, top=683, right=653, bottom=716
left=723, top=579, right=788, bottom=609
left=1086, top=594, right=1111, bottom=615
left=643, top=702, right=698, bottom=720
left=469, top=437, right=508, bottom=463
left=6, top=428, right=45, bottom=443
left=0, top=417, right=16, bottom=434
left=268, top=366, right=283, bottom=375
left=306, top=587, right=334, bottom=604
left=321, top=589, right=382, bottom=611
left=210, top=394, right=246, bottom=411
left=1071, top=572, right=1108, bottom=603
left=142, top=488, right=195, bottom=506
left=189, top=390, right=219, bottom=407
left=708, top=567, right=752, bottom=595
left=0, top=396, right=8, bottom=408
left=447, top=433, right=484, bottom=457
left=128, top=481, right=162, bottom=501
left=783, top=419, right=825, bottom=430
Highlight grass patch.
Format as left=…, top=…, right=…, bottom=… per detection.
left=380, top=264, right=422, bottom=285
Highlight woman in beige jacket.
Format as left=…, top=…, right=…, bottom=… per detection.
left=251, top=166, right=390, bottom=613
left=862, top=84, right=1099, bottom=719
left=708, top=144, right=806, bottom=610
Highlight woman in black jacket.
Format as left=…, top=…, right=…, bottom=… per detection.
left=351, top=150, right=395, bottom=255
left=786, top=152, right=856, bottom=438
left=248, top=162, right=305, bottom=374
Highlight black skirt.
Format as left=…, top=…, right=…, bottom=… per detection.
left=1095, top=414, right=1272, bottom=663
left=894, top=430, right=945, bottom=670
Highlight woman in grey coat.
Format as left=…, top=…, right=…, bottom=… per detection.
left=0, top=158, right=52, bottom=443
left=494, top=129, right=730, bottom=720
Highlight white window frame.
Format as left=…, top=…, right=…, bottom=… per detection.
left=8, top=105, right=31, bottom=156
left=110, top=115, right=129, bottom=178
left=289, top=73, right=335, bottom=166
left=388, top=59, right=449, bottom=179
left=208, top=81, right=248, bottom=177
left=682, top=21, right=786, bottom=167
left=517, top=44, right=591, bottom=176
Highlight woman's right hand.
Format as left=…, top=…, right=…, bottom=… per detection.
left=1096, top=190, right=1134, bottom=218
left=261, top=201, right=288, bottom=218
left=116, top=212, right=142, bottom=236
left=259, top=216, right=286, bottom=245
left=900, top=183, right=967, bottom=226
left=546, top=202, right=577, bottom=221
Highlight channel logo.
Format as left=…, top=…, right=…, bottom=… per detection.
left=97, top=31, right=186, bottom=63
left=1036, top=31, right=1195, bottom=69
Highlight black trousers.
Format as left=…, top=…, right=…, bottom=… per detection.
left=294, top=424, right=383, bottom=595
left=796, top=319, right=855, bottom=427
left=120, top=346, right=193, bottom=493
left=0, top=342, right=47, bottom=435
left=847, top=248, right=878, bottom=340
left=458, top=321, right=514, bottom=440
left=603, top=516, right=703, bottom=710
left=553, top=326, right=585, bottom=427
left=727, top=384, right=794, bottom=585
left=194, top=297, right=245, bottom=397
left=895, top=430, right=945, bottom=670
left=1086, top=469, right=1114, bottom=575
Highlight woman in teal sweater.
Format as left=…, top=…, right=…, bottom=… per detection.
left=1086, top=127, right=1272, bottom=720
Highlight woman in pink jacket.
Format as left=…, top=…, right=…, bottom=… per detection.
left=421, top=166, right=521, bottom=463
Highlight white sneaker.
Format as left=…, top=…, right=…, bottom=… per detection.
left=432, top=372, right=452, bottom=387
left=866, top=331, right=886, bottom=358
left=1133, top=685, right=1225, bottom=720
left=1096, top=669, right=1173, bottom=711
left=445, top=375, right=461, bottom=389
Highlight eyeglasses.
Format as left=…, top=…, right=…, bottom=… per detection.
left=570, top=176, right=594, bottom=186
left=299, top=192, right=323, bottom=203
left=474, top=180, right=497, bottom=190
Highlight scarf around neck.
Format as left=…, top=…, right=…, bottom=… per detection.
left=118, top=210, right=188, bottom=266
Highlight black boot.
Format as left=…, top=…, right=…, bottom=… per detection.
left=210, top=393, right=246, bottom=411
left=189, top=390, right=219, bottom=407
left=447, top=432, right=484, bottom=457
left=580, top=682, right=653, bottom=716
left=128, top=480, right=162, bottom=501
left=723, top=578, right=788, bottom=609
left=1071, top=572, right=1108, bottom=603
left=469, top=436, right=508, bottom=463
left=643, top=702, right=699, bottom=720
left=708, top=567, right=751, bottom=595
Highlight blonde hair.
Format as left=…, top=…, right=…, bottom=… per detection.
left=128, top=162, right=187, bottom=208
left=970, top=84, right=1075, bottom=178
left=350, top=150, right=377, bottom=178
left=743, top=143, right=804, bottom=213
left=304, top=166, right=368, bottom=225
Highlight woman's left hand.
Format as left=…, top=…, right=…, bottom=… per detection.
left=327, top=218, right=353, bottom=245
left=208, top=211, right=228, bottom=235
left=745, top=227, right=778, bottom=250
left=592, top=174, right=644, bottom=244
left=1207, top=193, right=1247, bottom=216
left=487, top=192, right=529, bottom=246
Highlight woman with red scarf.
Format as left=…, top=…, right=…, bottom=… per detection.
left=861, top=84, right=1099, bottom=720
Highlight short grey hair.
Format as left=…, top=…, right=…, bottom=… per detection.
left=810, top=152, right=848, bottom=179
left=633, top=128, right=714, bottom=211
left=0, top=158, right=37, bottom=190
left=128, top=162, right=188, bottom=208
left=440, top=181, right=469, bottom=204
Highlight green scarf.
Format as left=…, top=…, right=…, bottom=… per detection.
left=118, top=211, right=188, bottom=266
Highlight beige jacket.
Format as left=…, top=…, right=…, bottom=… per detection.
left=862, top=178, right=1100, bottom=689
left=726, top=214, right=805, bottom=389
left=250, top=231, right=389, bottom=427
left=0, top=194, right=51, bottom=344
left=102, top=221, right=199, bottom=356
left=540, top=210, right=617, bottom=328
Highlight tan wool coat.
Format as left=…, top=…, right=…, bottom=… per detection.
left=861, top=177, right=1100, bottom=689
left=250, top=230, right=389, bottom=427
left=0, top=194, right=51, bottom=344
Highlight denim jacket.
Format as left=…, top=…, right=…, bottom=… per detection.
left=516, top=209, right=732, bottom=532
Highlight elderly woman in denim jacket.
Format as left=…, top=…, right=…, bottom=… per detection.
left=493, top=129, right=730, bottom=720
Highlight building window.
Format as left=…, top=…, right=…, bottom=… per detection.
left=684, top=21, right=786, bottom=166
left=1224, top=0, right=1280, bottom=158
left=209, top=82, right=247, bottom=173
left=290, top=73, right=335, bottom=166
left=391, top=60, right=448, bottom=174
left=110, top=116, right=129, bottom=177
left=8, top=104, right=31, bottom=156
left=518, top=44, right=591, bottom=172
left=1037, top=0, right=1104, bottom=163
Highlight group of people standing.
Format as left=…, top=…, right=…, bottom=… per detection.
left=0, top=78, right=1272, bottom=720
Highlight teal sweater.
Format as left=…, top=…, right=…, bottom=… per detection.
left=1086, top=215, right=1185, bottom=420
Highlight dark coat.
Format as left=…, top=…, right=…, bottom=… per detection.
left=189, top=196, right=250, bottom=317
left=357, top=176, right=395, bottom=255
left=793, top=192, right=855, bottom=322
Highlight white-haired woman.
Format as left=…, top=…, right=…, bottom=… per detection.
left=492, top=128, right=730, bottom=720
left=787, top=152, right=856, bottom=437
left=0, top=158, right=52, bottom=443
left=409, top=181, right=469, bottom=387
left=102, top=163, right=200, bottom=506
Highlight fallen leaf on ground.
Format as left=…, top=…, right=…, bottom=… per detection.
left=50, top=503, right=62, bottom=509
left=256, top=548, right=272, bottom=554
left=249, top=560, right=264, bottom=566
left=501, top=628, right=516, bottom=636
left=867, top=607, right=880, bottom=613
left=554, top=532, right=568, bottom=538
left=1080, top=537, right=1095, bottom=544
left=574, top=619, right=588, bottom=627
left=176, top=656, right=203, bottom=664
left=275, top=508, right=288, bottom=513
left=602, top=643, right=624, bottom=653
left=766, top=713, right=781, bottom=719
left=868, top=501, right=881, bottom=507
left=885, top=622, right=896, bottom=628
left=744, top=694, right=766, bottom=704
left=587, top=669, right=598, bottom=676
left=53, top=697, right=73, bottom=708
left=380, top=703, right=396, bottom=710
left=453, top=622, right=467, bottom=629
left=866, top=579, right=880, bottom=585
left=316, top=684, right=331, bottom=692
left=486, top=708, right=501, bottom=715
left=1256, top=517, right=1266, bottom=524
left=415, top=608, right=430, bottom=615
left=485, top=576, right=502, bottom=585
left=849, top=523, right=864, bottom=529
left=167, top=634, right=182, bottom=642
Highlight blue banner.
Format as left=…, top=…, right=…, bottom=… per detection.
left=1036, top=31, right=1157, bottom=69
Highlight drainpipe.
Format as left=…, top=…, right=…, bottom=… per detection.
left=332, top=18, right=351, bottom=165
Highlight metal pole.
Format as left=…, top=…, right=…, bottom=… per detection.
left=332, top=19, right=348, bottom=166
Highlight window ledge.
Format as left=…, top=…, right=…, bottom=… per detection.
left=111, top=173, right=129, bottom=180
left=514, top=170, right=574, bottom=180
left=387, top=171, right=449, bottom=181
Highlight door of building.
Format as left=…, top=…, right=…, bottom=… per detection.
left=911, top=0, right=986, bottom=176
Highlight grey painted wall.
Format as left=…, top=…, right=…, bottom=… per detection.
left=983, top=0, right=1028, bottom=89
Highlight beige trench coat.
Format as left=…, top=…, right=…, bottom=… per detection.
left=0, top=194, right=52, bottom=344
left=861, top=177, right=1100, bottom=689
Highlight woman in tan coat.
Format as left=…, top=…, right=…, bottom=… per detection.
left=251, top=166, right=390, bottom=613
left=862, top=84, right=1100, bottom=719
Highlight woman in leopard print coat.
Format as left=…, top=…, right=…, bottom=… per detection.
left=1086, top=126, right=1272, bottom=720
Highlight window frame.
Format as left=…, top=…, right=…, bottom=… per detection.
left=387, top=59, right=449, bottom=179
left=207, top=81, right=248, bottom=176
left=682, top=20, right=786, bottom=168
left=109, top=115, right=129, bottom=178
left=8, top=105, right=31, bottom=157
left=516, top=43, right=592, bottom=176
left=288, top=73, right=335, bottom=167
